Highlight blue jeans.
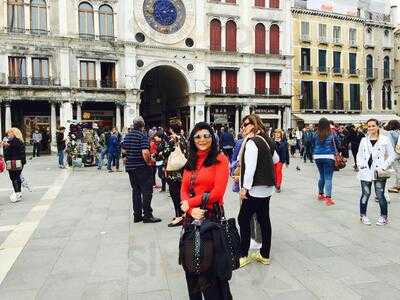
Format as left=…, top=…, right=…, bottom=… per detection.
left=315, top=158, right=335, bottom=197
left=58, top=150, right=64, bottom=167
left=107, top=152, right=117, bottom=170
left=360, top=180, right=388, bottom=217
left=97, top=147, right=107, bottom=169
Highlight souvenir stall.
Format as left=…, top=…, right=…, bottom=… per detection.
left=66, top=123, right=99, bottom=167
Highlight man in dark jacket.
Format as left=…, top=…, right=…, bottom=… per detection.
left=302, top=125, right=314, bottom=163
left=219, top=127, right=235, bottom=161
left=56, top=127, right=66, bottom=168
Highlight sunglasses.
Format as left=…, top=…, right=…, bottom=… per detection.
left=194, top=133, right=212, bottom=140
left=241, top=122, right=252, bottom=128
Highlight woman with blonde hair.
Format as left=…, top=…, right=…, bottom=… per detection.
left=2, top=128, right=26, bottom=202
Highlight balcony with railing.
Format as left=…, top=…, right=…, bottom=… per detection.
left=383, top=69, right=395, bottom=81
left=79, top=80, right=97, bottom=88
left=99, top=35, right=115, bottom=41
left=31, top=77, right=60, bottom=86
left=317, top=66, right=328, bottom=74
left=8, top=76, right=28, bottom=85
left=100, top=79, right=117, bottom=88
left=29, top=29, right=49, bottom=35
left=299, top=65, right=312, bottom=74
left=255, top=88, right=282, bottom=95
left=332, top=38, right=343, bottom=46
left=79, top=33, right=96, bottom=40
left=210, top=86, right=223, bottom=95
left=348, top=68, right=360, bottom=77
left=225, top=86, right=239, bottom=94
left=349, top=39, right=358, bottom=48
left=366, top=68, right=377, bottom=80
left=332, top=67, right=343, bottom=76
left=300, top=34, right=311, bottom=43
left=318, top=36, right=328, bottom=45
left=5, top=27, right=25, bottom=33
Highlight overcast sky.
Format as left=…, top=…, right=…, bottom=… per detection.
left=306, top=0, right=391, bottom=14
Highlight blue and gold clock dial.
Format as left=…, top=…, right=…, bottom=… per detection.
left=143, top=0, right=186, bottom=34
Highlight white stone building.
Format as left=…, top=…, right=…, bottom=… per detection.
left=0, top=0, right=293, bottom=146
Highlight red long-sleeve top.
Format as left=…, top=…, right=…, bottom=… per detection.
left=181, top=150, right=229, bottom=216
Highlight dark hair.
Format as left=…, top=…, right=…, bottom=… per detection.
left=317, top=117, right=331, bottom=141
left=169, top=119, right=182, bottom=134
left=385, top=120, right=400, bottom=131
left=185, top=122, right=220, bottom=171
left=366, top=118, right=379, bottom=126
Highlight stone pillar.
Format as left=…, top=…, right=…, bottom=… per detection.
left=124, top=92, right=139, bottom=128
left=116, top=104, right=121, bottom=131
left=51, top=102, right=57, bottom=152
left=206, top=105, right=211, bottom=123
left=76, top=102, right=82, bottom=122
left=235, top=106, right=240, bottom=137
left=284, top=106, right=292, bottom=130
left=242, top=104, right=250, bottom=117
left=278, top=110, right=282, bottom=129
left=5, top=102, right=11, bottom=130
left=194, top=93, right=206, bottom=124
left=189, top=104, right=195, bottom=131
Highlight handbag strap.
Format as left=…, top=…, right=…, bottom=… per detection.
left=201, top=192, right=210, bottom=210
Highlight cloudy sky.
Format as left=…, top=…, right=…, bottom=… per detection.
left=307, top=0, right=391, bottom=15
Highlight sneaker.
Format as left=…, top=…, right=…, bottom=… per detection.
left=360, top=216, right=372, bottom=226
left=9, top=192, right=21, bottom=203
left=275, top=187, right=281, bottom=193
left=388, top=187, right=399, bottom=193
left=317, top=193, right=326, bottom=201
left=376, top=216, right=388, bottom=226
left=239, top=256, right=252, bottom=268
left=252, top=252, right=270, bottom=265
left=325, top=197, right=335, bottom=206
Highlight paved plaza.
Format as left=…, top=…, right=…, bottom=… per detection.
left=1, top=156, right=400, bottom=299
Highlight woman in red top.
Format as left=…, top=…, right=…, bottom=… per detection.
left=180, top=122, right=232, bottom=300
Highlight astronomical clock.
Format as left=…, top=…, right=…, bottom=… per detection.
left=134, top=0, right=195, bottom=44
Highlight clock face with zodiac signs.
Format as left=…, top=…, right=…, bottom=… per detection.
left=143, top=0, right=186, bottom=34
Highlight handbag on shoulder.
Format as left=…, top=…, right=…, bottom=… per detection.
left=332, top=137, right=346, bottom=171
left=166, top=141, right=187, bottom=171
left=5, top=159, right=22, bottom=171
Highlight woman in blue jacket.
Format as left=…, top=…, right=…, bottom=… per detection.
left=312, top=118, right=340, bottom=206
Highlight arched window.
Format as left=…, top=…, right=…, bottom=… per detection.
left=255, top=23, right=266, bottom=54
left=384, top=56, right=390, bottom=79
left=99, top=5, right=114, bottom=39
left=31, top=0, right=47, bottom=34
left=387, top=84, right=392, bottom=110
left=367, top=84, right=372, bottom=110
left=269, top=0, right=279, bottom=8
left=7, top=0, right=24, bottom=32
left=79, top=2, right=94, bottom=38
left=366, top=54, right=373, bottom=78
left=269, top=24, right=280, bottom=55
left=382, top=85, right=386, bottom=110
left=225, top=20, right=237, bottom=52
left=210, top=19, right=221, bottom=51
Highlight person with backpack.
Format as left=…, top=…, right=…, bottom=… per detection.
left=56, top=127, right=66, bottom=168
left=180, top=122, right=232, bottom=300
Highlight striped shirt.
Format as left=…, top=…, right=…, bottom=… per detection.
left=122, top=129, right=149, bottom=171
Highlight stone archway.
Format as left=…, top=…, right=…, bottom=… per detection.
left=140, top=65, right=189, bottom=129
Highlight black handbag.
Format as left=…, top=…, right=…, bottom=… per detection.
left=215, top=204, right=241, bottom=271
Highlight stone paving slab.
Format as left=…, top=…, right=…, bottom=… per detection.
left=1, top=156, right=400, bottom=299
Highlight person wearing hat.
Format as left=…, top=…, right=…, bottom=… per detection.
left=122, top=116, right=161, bottom=223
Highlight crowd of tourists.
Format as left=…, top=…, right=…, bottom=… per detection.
left=2, top=114, right=400, bottom=299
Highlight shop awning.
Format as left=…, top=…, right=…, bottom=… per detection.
left=293, top=113, right=400, bottom=124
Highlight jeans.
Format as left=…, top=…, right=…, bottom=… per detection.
left=33, top=142, right=40, bottom=157
left=8, top=169, right=23, bottom=192
left=238, top=195, right=271, bottom=259
left=315, top=158, right=335, bottom=197
left=303, top=145, right=313, bottom=162
left=360, top=180, right=388, bottom=217
left=97, top=147, right=108, bottom=169
left=128, top=166, right=154, bottom=218
left=58, top=150, right=64, bottom=167
left=107, top=152, right=117, bottom=170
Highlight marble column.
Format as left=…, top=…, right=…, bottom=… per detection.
left=234, top=106, right=240, bottom=137
left=242, top=105, right=250, bottom=117
left=62, top=102, right=73, bottom=137
left=124, top=92, right=139, bottom=128
left=51, top=102, right=57, bottom=152
left=189, top=104, right=195, bottom=131
left=116, top=104, right=121, bottom=131
left=278, top=110, right=282, bottom=129
left=206, top=105, right=211, bottom=124
left=5, top=102, right=11, bottom=130
left=76, top=102, right=82, bottom=122
left=284, top=106, right=292, bottom=130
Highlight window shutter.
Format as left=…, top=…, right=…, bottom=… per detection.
left=269, top=24, right=280, bottom=54
left=226, top=21, right=237, bottom=52
left=255, top=71, right=266, bottom=94
left=269, top=0, right=279, bottom=8
left=269, top=72, right=280, bottom=94
left=255, top=23, right=266, bottom=54
left=210, top=70, right=222, bottom=93
left=255, top=0, right=265, bottom=7
left=226, top=70, right=238, bottom=93
left=210, top=19, right=221, bottom=51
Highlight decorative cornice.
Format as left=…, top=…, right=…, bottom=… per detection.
left=206, top=13, right=240, bottom=20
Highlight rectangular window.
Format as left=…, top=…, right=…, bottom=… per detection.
left=349, top=53, right=357, bottom=74
left=225, top=70, right=238, bottom=94
left=350, top=84, right=360, bottom=110
left=318, top=49, right=326, bottom=72
left=32, top=57, right=49, bottom=85
left=210, top=69, right=222, bottom=94
left=301, top=81, right=313, bottom=110
left=269, top=72, right=280, bottom=95
left=301, top=48, right=311, bottom=71
left=333, top=26, right=341, bottom=43
left=319, top=24, right=327, bottom=41
left=8, top=56, right=27, bottom=84
left=255, top=71, right=266, bottom=94
left=255, top=0, right=265, bottom=7
left=301, top=21, right=309, bottom=38
left=269, top=0, right=279, bottom=9
left=80, top=61, right=96, bottom=87
left=349, top=28, right=357, bottom=45
left=333, top=51, right=341, bottom=73
left=7, top=1, right=24, bottom=32
left=319, top=82, right=327, bottom=109
left=333, top=83, right=344, bottom=110
left=100, top=62, right=116, bottom=88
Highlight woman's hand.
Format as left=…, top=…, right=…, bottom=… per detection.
left=239, top=188, right=248, bottom=201
left=191, top=208, right=206, bottom=220
left=181, top=200, right=189, bottom=213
